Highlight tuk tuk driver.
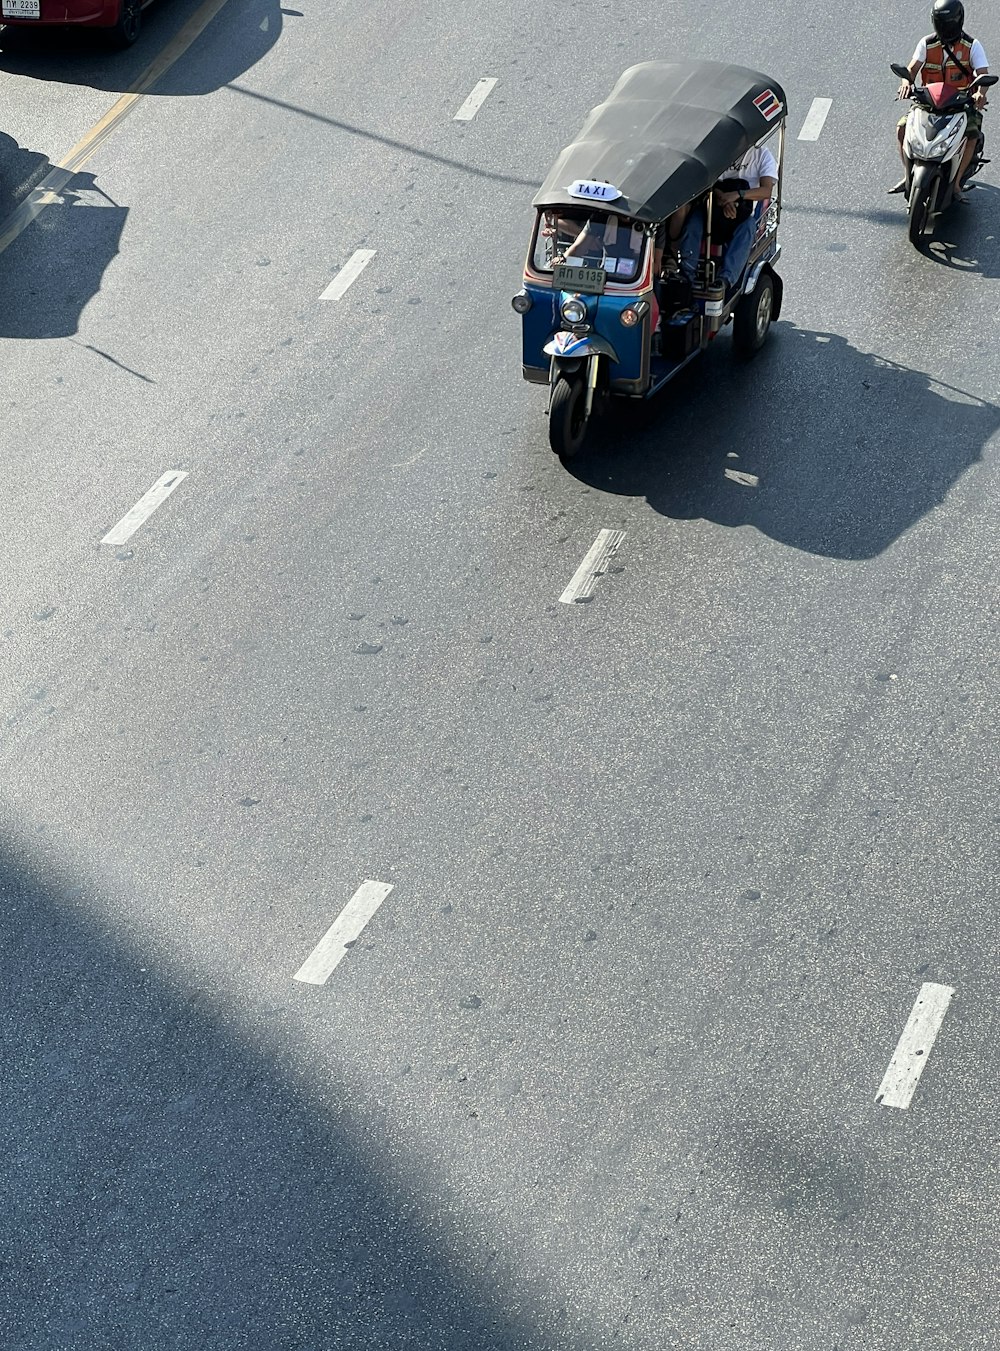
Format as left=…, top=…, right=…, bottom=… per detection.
left=558, top=217, right=607, bottom=263
left=548, top=213, right=643, bottom=281
left=674, top=141, right=778, bottom=294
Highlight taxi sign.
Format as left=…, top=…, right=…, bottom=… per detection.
left=567, top=179, right=622, bottom=203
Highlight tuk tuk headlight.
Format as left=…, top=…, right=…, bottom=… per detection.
left=560, top=297, right=588, bottom=325
left=511, top=290, right=532, bottom=314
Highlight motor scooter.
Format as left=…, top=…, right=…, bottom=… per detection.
left=890, top=61, right=999, bottom=246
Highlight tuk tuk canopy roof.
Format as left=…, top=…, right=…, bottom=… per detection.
left=532, top=61, right=787, bottom=224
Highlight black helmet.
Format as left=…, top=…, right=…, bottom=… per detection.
left=932, top=0, right=965, bottom=41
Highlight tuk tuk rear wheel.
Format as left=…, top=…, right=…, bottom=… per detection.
left=732, top=271, right=774, bottom=357
left=549, top=375, right=589, bottom=460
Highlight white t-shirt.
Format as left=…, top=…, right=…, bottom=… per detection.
left=911, top=36, right=988, bottom=71
left=723, top=144, right=779, bottom=189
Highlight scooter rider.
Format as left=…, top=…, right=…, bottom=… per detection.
left=890, top=0, right=989, bottom=200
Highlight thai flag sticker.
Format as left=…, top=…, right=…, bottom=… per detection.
left=753, top=89, right=783, bottom=122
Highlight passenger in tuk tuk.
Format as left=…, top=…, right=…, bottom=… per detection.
left=674, top=140, right=778, bottom=292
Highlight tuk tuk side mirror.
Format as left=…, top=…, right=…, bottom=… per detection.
left=890, top=62, right=911, bottom=81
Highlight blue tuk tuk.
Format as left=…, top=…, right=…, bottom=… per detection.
left=513, top=60, right=788, bottom=459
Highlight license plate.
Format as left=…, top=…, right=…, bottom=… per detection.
left=2, top=0, right=41, bottom=16
left=552, top=263, right=606, bottom=295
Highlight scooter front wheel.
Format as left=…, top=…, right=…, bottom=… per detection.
left=549, top=375, right=589, bottom=460
left=908, top=165, right=938, bottom=246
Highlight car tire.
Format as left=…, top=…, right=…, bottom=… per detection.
left=108, top=0, right=142, bottom=49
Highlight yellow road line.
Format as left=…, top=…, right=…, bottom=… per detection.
left=0, top=0, right=232, bottom=255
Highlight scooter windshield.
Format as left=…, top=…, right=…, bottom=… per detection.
left=534, top=211, right=646, bottom=282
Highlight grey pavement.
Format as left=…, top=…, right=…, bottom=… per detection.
left=0, top=0, right=996, bottom=1347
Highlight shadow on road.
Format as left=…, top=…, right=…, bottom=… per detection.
left=226, top=84, right=539, bottom=188
left=923, top=182, right=1000, bottom=277
left=0, top=137, right=126, bottom=341
left=785, top=184, right=1000, bottom=275
left=0, top=129, right=52, bottom=211
left=0, top=0, right=287, bottom=95
left=0, top=829, right=550, bottom=1349
left=562, top=323, right=999, bottom=560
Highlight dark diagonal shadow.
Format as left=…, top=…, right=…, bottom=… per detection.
left=781, top=203, right=906, bottom=228
left=562, top=323, right=999, bottom=560
left=70, top=338, right=156, bottom=383
left=225, top=84, right=538, bottom=188
left=0, top=832, right=556, bottom=1350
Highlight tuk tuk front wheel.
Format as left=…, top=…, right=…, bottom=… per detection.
left=549, top=375, right=589, bottom=460
left=732, top=270, right=774, bottom=358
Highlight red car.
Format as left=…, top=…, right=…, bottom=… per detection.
left=0, top=0, right=152, bottom=48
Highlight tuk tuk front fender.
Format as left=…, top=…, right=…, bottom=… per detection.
left=544, top=331, right=620, bottom=364
left=546, top=347, right=608, bottom=421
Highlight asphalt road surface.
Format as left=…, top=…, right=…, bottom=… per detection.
left=0, top=1, right=997, bottom=1347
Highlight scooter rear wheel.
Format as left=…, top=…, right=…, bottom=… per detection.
left=549, top=375, right=589, bottom=460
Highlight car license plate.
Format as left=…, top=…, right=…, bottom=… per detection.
left=552, top=263, right=606, bottom=295
left=2, top=0, right=41, bottom=16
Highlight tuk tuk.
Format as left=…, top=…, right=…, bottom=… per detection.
left=513, top=61, right=787, bottom=459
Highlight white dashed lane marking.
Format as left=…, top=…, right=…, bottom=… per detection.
left=876, top=982, right=955, bottom=1109
left=320, top=249, right=376, bottom=301
left=101, top=471, right=188, bottom=546
left=559, top=529, right=626, bottom=604
left=798, top=97, right=833, bottom=141
left=724, top=468, right=759, bottom=487
left=294, top=880, right=395, bottom=986
left=454, top=78, right=498, bottom=121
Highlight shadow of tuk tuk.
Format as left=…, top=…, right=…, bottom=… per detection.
left=561, top=323, right=999, bottom=561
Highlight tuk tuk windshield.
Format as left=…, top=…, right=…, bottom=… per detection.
left=534, top=210, right=646, bottom=282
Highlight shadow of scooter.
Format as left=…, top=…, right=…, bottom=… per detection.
left=923, top=180, right=1000, bottom=276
